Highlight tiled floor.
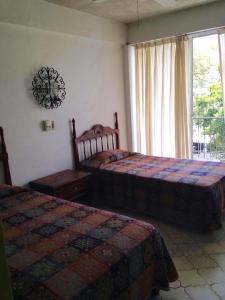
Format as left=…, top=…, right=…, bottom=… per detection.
left=147, top=217, right=225, bottom=300
left=100, top=206, right=225, bottom=300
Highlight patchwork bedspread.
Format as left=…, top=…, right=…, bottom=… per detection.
left=0, top=185, right=177, bottom=300
left=96, top=154, right=225, bottom=230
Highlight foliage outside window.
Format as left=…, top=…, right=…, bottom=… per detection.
left=193, top=35, right=224, bottom=154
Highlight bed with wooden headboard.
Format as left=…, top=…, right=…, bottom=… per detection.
left=0, top=124, right=178, bottom=299
left=72, top=114, right=225, bottom=231
left=72, top=112, right=120, bottom=170
left=0, top=127, right=12, bottom=185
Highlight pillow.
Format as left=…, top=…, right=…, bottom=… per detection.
left=81, top=149, right=130, bottom=169
left=0, top=184, right=27, bottom=200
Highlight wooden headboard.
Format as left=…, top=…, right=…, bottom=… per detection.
left=0, top=127, right=12, bottom=185
left=72, top=112, right=120, bottom=169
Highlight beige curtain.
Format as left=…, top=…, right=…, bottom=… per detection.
left=218, top=29, right=225, bottom=117
left=134, top=36, right=191, bottom=158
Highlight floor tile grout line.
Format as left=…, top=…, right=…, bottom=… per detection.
left=184, top=287, right=195, bottom=300
left=210, top=283, right=223, bottom=300
left=184, top=285, right=222, bottom=300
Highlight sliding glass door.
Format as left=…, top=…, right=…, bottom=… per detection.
left=128, top=30, right=225, bottom=160
left=192, top=34, right=224, bottom=161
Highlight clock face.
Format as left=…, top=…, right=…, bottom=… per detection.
left=32, top=67, right=66, bottom=109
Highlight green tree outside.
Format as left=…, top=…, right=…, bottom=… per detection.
left=193, top=36, right=224, bottom=154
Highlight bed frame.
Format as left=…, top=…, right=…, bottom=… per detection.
left=72, top=112, right=120, bottom=170
left=0, top=127, right=12, bottom=185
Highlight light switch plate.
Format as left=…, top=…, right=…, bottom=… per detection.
left=42, top=120, right=54, bottom=131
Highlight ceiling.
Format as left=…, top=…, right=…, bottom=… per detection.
left=45, top=0, right=219, bottom=23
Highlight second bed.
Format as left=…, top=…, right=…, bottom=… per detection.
left=72, top=113, right=225, bottom=231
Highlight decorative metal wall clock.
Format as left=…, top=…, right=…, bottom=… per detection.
left=32, top=67, right=66, bottom=109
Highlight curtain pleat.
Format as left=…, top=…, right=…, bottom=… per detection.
left=134, top=36, right=190, bottom=158
left=218, top=29, right=225, bottom=117
left=175, top=36, right=190, bottom=158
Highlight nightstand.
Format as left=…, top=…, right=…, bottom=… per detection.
left=29, top=170, right=92, bottom=204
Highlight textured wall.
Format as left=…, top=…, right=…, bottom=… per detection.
left=0, top=0, right=128, bottom=185
left=128, top=0, right=225, bottom=43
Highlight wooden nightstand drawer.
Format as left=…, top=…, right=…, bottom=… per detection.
left=29, top=170, right=92, bottom=204
left=56, top=180, right=89, bottom=200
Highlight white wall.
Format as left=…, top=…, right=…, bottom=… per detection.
left=0, top=0, right=128, bottom=185
left=128, top=0, right=225, bottom=43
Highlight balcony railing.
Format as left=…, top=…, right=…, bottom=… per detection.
left=193, top=117, right=225, bottom=162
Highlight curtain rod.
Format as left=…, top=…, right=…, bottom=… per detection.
left=127, top=25, right=225, bottom=46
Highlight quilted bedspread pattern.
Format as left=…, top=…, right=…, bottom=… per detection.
left=0, top=185, right=177, bottom=300
left=98, top=154, right=225, bottom=230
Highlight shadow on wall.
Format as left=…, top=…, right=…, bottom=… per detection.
left=25, top=68, right=39, bottom=108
